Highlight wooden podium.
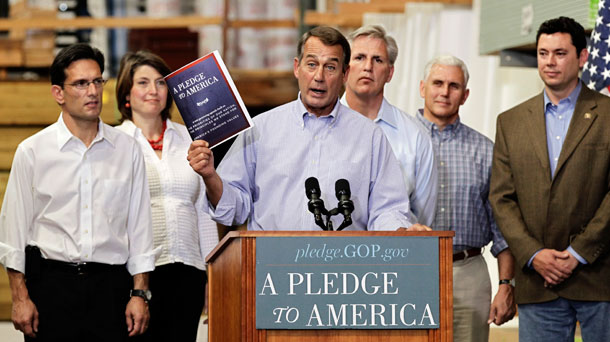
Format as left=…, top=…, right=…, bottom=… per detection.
left=206, top=230, right=454, bottom=342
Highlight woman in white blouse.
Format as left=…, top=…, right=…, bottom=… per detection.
left=115, top=50, right=218, bottom=342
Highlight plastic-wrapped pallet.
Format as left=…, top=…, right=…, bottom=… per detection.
left=146, top=0, right=180, bottom=18
left=235, top=0, right=266, bottom=69
left=265, top=0, right=297, bottom=71
left=195, top=0, right=226, bottom=63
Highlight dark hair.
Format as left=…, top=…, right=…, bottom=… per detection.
left=50, top=43, right=105, bottom=87
left=536, top=16, right=587, bottom=55
left=116, top=50, right=173, bottom=121
left=297, top=26, right=350, bottom=72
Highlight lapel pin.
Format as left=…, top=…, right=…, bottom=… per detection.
left=584, top=113, right=592, bottom=119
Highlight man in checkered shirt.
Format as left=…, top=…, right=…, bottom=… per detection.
left=415, top=55, right=516, bottom=342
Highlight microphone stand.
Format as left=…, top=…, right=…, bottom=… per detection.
left=325, top=208, right=338, bottom=231
left=322, top=207, right=354, bottom=231
left=335, top=198, right=354, bottom=231
left=308, top=200, right=329, bottom=230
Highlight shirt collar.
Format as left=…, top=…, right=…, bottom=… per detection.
left=377, top=98, right=398, bottom=128
left=416, top=109, right=462, bottom=136
left=296, top=92, right=341, bottom=124
left=339, top=94, right=397, bottom=128
left=165, top=118, right=178, bottom=133
left=118, top=119, right=138, bottom=136
left=56, top=112, right=112, bottom=150
left=415, top=110, right=432, bottom=130
left=121, top=118, right=177, bottom=139
left=543, top=80, right=582, bottom=109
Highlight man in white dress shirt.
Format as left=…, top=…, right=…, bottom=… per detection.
left=0, top=44, right=155, bottom=341
left=341, top=25, right=438, bottom=226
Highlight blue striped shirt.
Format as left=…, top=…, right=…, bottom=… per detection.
left=534, top=82, right=586, bottom=264
left=544, top=81, right=581, bottom=177
left=416, top=110, right=508, bottom=256
left=340, top=96, right=438, bottom=226
left=207, top=97, right=415, bottom=231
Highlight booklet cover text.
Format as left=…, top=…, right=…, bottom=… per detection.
left=165, top=50, right=253, bottom=148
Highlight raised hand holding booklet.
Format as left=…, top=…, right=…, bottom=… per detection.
left=165, top=50, right=253, bottom=148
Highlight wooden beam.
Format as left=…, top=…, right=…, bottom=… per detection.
left=303, top=11, right=363, bottom=27
left=0, top=265, right=10, bottom=321
left=230, top=69, right=298, bottom=107
left=305, top=0, right=472, bottom=27
left=230, top=69, right=294, bottom=80
left=0, top=16, right=297, bottom=31
left=409, top=0, right=471, bottom=4
left=369, top=0, right=409, bottom=3
left=227, top=19, right=296, bottom=28
left=0, top=15, right=223, bottom=30
left=0, top=171, right=7, bottom=206
left=0, top=171, right=11, bottom=320
left=0, top=81, right=119, bottom=126
left=370, top=0, right=471, bottom=4
left=338, top=2, right=407, bottom=15
left=0, top=127, right=42, bottom=171
left=0, top=73, right=297, bottom=127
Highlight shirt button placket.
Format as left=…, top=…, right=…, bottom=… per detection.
left=80, top=151, right=94, bottom=261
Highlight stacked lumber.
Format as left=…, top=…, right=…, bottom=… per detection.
left=0, top=1, right=56, bottom=68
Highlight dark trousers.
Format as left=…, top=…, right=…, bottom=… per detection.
left=25, top=254, right=131, bottom=342
left=136, top=263, right=206, bottom=342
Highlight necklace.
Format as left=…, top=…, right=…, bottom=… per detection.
left=148, top=120, right=166, bottom=151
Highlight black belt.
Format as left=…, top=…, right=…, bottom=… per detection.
left=453, top=248, right=482, bottom=262
left=41, top=258, right=125, bottom=275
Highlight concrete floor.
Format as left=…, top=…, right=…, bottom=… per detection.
left=0, top=321, right=515, bottom=342
left=0, top=319, right=209, bottom=342
left=0, top=317, right=582, bottom=341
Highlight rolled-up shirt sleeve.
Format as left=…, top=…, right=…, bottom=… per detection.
left=206, top=128, right=258, bottom=227
left=206, top=177, right=252, bottom=227
left=125, top=145, right=156, bottom=275
left=412, top=131, right=438, bottom=226
left=0, top=145, right=35, bottom=273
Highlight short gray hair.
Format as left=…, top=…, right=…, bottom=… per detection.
left=348, top=25, right=398, bottom=65
left=423, top=55, right=470, bottom=86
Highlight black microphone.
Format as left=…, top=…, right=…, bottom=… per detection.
left=305, top=177, right=328, bottom=230
left=335, top=179, right=354, bottom=230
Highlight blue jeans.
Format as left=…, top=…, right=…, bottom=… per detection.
left=518, top=298, right=610, bottom=342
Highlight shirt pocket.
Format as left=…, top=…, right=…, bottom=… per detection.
left=102, top=179, right=129, bottom=227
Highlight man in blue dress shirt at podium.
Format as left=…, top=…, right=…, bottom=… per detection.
left=188, top=26, right=428, bottom=232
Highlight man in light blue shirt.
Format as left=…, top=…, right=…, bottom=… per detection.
left=188, top=26, right=424, bottom=231
left=341, top=25, right=437, bottom=226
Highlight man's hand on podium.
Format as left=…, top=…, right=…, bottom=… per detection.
left=397, top=224, right=432, bottom=232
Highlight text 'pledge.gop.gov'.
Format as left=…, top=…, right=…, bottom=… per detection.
left=256, top=236, right=439, bottom=329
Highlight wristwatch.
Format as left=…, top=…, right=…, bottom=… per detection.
left=499, top=278, right=515, bottom=287
left=130, top=289, right=152, bottom=303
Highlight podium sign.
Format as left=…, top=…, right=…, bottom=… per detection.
left=256, top=236, right=439, bottom=329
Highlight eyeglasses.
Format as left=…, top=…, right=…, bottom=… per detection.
left=64, top=78, right=107, bottom=90
left=134, top=79, right=168, bottom=89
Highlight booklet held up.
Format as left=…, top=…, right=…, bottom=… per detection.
left=165, top=50, right=253, bottom=148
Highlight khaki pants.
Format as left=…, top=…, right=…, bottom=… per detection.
left=453, top=254, right=491, bottom=342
